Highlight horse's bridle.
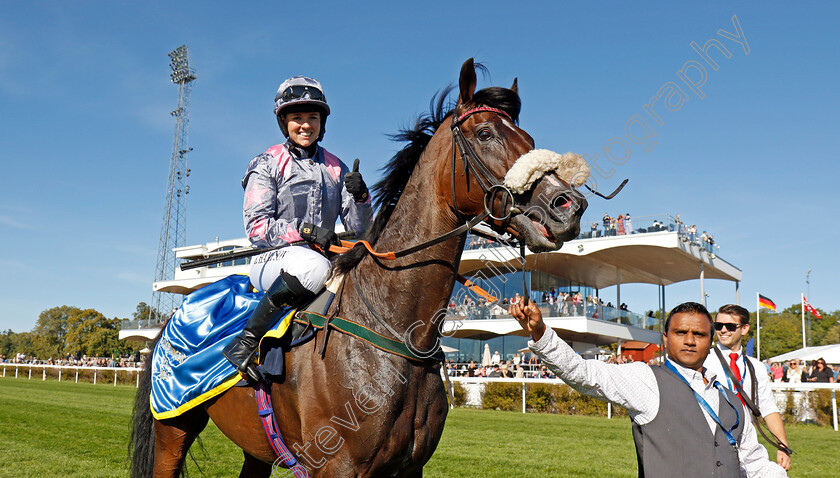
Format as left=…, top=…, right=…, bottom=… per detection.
left=450, top=106, right=519, bottom=226
left=347, top=106, right=522, bottom=261
left=341, top=106, right=531, bottom=358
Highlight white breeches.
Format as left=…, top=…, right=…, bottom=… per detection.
left=249, top=245, right=331, bottom=294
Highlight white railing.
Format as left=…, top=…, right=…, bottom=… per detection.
left=447, top=376, right=840, bottom=430
left=1, top=363, right=143, bottom=387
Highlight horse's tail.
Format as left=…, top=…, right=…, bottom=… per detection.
left=129, top=334, right=159, bottom=478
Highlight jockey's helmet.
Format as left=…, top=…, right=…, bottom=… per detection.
left=274, top=76, right=330, bottom=141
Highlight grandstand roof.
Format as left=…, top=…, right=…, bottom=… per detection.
left=459, top=229, right=741, bottom=288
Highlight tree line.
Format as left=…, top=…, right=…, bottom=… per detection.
left=742, top=304, right=840, bottom=359
left=0, top=301, right=836, bottom=362
left=0, top=302, right=164, bottom=361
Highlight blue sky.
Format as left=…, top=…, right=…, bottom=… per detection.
left=1, top=2, right=838, bottom=332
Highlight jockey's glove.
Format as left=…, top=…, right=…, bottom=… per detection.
left=299, top=223, right=340, bottom=253
left=344, top=158, right=369, bottom=203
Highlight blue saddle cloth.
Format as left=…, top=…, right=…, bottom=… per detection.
left=150, top=274, right=293, bottom=420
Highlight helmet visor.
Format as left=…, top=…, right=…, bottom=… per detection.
left=278, top=85, right=326, bottom=103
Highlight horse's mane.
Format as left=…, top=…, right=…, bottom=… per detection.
left=332, top=83, right=521, bottom=274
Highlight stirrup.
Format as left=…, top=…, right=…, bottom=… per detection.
left=237, top=362, right=263, bottom=383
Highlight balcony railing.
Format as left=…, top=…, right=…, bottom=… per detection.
left=446, top=300, right=660, bottom=331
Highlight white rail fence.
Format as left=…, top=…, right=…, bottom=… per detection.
left=4, top=364, right=836, bottom=431
left=447, top=376, right=840, bottom=431
left=1, top=363, right=143, bottom=387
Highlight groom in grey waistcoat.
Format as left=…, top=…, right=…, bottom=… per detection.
left=510, top=301, right=786, bottom=477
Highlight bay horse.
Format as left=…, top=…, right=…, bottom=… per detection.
left=131, top=58, right=588, bottom=477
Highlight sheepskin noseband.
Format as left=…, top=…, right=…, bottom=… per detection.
left=502, top=150, right=590, bottom=194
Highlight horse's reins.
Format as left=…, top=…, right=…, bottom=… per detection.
left=328, top=106, right=521, bottom=260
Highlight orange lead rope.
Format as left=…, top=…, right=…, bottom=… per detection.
left=456, top=276, right=498, bottom=303
left=323, top=240, right=498, bottom=304
left=326, top=239, right=397, bottom=260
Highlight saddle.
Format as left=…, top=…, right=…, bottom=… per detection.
left=247, top=274, right=344, bottom=384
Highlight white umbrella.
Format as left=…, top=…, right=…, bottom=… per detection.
left=482, top=343, right=491, bottom=366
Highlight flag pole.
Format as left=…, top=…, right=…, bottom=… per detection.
left=801, top=292, right=807, bottom=349
left=756, top=292, right=761, bottom=361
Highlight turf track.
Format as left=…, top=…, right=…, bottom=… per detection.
left=0, top=376, right=835, bottom=477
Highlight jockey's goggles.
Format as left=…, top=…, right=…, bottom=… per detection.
left=278, top=85, right=326, bottom=103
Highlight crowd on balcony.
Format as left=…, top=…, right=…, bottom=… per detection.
left=465, top=236, right=503, bottom=250
left=448, top=288, right=642, bottom=325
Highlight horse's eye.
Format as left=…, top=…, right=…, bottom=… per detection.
left=477, top=128, right=493, bottom=141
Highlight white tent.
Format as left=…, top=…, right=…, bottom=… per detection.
left=768, top=344, right=840, bottom=364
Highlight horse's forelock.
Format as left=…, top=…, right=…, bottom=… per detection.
left=471, top=87, right=521, bottom=123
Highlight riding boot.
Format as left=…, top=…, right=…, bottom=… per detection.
left=222, top=271, right=316, bottom=382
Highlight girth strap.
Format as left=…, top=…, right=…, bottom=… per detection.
left=254, top=382, right=311, bottom=477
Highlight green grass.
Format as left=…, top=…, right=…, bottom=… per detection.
left=0, top=376, right=836, bottom=477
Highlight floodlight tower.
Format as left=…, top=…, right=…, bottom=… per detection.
left=150, top=45, right=197, bottom=322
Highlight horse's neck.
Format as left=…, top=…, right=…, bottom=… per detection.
left=352, top=150, right=463, bottom=351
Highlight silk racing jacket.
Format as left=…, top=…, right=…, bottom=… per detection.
left=242, top=142, right=372, bottom=249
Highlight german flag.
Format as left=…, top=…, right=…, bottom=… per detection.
left=758, top=294, right=776, bottom=311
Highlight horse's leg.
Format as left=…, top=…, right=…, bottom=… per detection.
left=240, top=451, right=273, bottom=478
left=152, top=406, right=209, bottom=478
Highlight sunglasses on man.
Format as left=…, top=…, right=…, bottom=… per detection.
left=713, top=322, right=743, bottom=332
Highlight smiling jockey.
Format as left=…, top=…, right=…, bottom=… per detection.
left=222, top=76, right=372, bottom=382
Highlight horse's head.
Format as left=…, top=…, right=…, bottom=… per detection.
left=442, top=58, right=588, bottom=252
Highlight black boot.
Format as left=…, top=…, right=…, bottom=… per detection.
left=222, top=271, right=316, bottom=382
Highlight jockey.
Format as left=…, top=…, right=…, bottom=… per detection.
left=222, top=76, right=372, bottom=382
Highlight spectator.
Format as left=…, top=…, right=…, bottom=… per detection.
left=625, top=214, right=633, bottom=234
left=602, top=213, right=611, bottom=236
left=807, top=358, right=835, bottom=383
left=500, top=362, right=514, bottom=378
left=786, top=360, right=805, bottom=383
left=616, top=214, right=625, bottom=235
left=704, top=304, right=790, bottom=470
left=590, top=221, right=598, bottom=238
left=491, top=350, right=501, bottom=365
left=770, top=362, right=785, bottom=382
left=563, top=293, right=573, bottom=316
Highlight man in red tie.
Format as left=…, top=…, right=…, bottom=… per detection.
left=704, top=304, right=791, bottom=470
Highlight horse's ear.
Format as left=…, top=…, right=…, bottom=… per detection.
left=510, top=77, right=518, bottom=94
left=458, top=58, right=476, bottom=105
